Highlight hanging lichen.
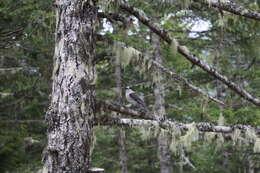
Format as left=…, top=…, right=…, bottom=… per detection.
left=178, top=0, right=191, bottom=8
left=139, top=126, right=152, bottom=140
left=231, top=129, right=241, bottom=144
left=245, top=128, right=257, bottom=143
left=217, top=113, right=225, bottom=126
left=206, top=0, right=212, bottom=7
left=137, top=122, right=160, bottom=140
left=180, top=123, right=199, bottom=151
left=216, top=133, right=224, bottom=149
left=253, top=138, right=260, bottom=153
left=204, top=132, right=216, bottom=144
left=170, top=37, right=179, bottom=56
left=170, top=137, right=180, bottom=154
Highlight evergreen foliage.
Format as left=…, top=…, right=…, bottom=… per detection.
left=0, top=0, right=259, bottom=172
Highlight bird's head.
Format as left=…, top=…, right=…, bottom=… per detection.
left=125, top=86, right=130, bottom=90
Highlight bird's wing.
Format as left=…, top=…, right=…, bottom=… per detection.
left=129, top=92, right=146, bottom=108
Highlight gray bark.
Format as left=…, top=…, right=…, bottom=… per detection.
left=115, top=49, right=128, bottom=173
left=118, top=128, right=128, bottom=173
left=245, top=155, right=255, bottom=173
left=43, top=0, right=97, bottom=172
left=151, top=32, right=173, bottom=173
left=96, top=113, right=260, bottom=135
left=193, top=0, right=260, bottom=21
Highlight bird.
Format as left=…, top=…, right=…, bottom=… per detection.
left=125, top=86, right=148, bottom=111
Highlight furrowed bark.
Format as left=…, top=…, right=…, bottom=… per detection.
left=151, top=32, right=173, bottom=173
left=193, top=0, right=260, bottom=21
left=119, top=2, right=260, bottom=107
left=43, top=0, right=97, bottom=172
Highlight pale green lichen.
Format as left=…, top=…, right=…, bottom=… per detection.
left=180, top=123, right=199, bottom=151
left=170, top=37, right=179, bottom=56
left=204, top=132, right=216, bottom=143
left=216, top=133, right=224, bottom=149
left=245, top=128, right=257, bottom=143
left=253, top=138, right=260, bottom=153
left=231, top=129, right=241, bottom=144
left=217, top=114, right=225, bottom=126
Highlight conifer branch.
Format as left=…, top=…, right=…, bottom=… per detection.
left=193, top=0, right=260, bottom=21
left=148, top=57, right=226, bottom=106
left=119, top=2, right=260, bottom=106
left=95, top=34, right=225, bottom=106
left=98, top=12, right=132, bottom=27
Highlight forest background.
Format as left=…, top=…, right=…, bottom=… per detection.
left=0, top=0, right=260, bottom=172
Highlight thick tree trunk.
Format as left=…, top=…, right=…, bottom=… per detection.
left=43, top=0, right=97, bottom=172
left=115, top=51, right=128, bottom=173
left=151, top=32, right=173, bottom=173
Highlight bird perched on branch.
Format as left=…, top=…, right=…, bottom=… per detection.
left=125, top=86, right=148, bottom=112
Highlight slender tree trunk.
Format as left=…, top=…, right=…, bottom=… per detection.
left=43, top=0, right=97, bottom=172
left=245, top=154, right=255, bottom=173
left=115, top=51, right=128, bottom=173
left=118, top=128, right=128, bottom=173
left=151, top=32, right=173, bottom=173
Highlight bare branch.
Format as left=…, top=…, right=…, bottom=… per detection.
left=0, top=120, right=45, bottom=124
left=97, top=101, right=260, bottom=134
left=0, top=67, right=23, bottom=74
left=193, top=0, right=260, bottom=21
left=0, top=92, right=14, bottom=98
left=96, top=117, right=260, bottom=135
left=1, top=108, right=259, bottom=135
left=96, top=100, right=153, bottom=119
left=119, top=2, right=260, bottom=106
left=98, top=12, right=132, bottom=28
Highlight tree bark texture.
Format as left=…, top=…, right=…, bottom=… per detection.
left=151, top=33, right=173, bottom=173
left=43, top=0, right=97, bottom=172
left=118, top=128, right=128, bottom=173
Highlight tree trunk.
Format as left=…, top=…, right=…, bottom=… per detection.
left=115, top=50, right=128, bottom=173
left=118, top=128, right=128, bottom=173
left=43, top=0, right=97, bottom=172
left=151, top=32, right=173, bottom=173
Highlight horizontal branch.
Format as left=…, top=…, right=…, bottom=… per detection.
left=1, top=103, right=259, bottom=135
left=0, top=67, right=23, bottom=74
left=193, top=0, right=260, bottom=21
left=0, top=120, right=45, bottom=124
left=96, top=100, right=153, bottom=119
left=0, top=92, right=14, bottom=98
left=97, top=117, right=260, bottom=135
left=98, top=12, right=132, bottom=27
left=98, top=101, right=260, bottom=134
left=119, top=2, right=260, bottom=106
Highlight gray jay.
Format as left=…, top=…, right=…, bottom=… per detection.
left=125, top=86, right=148, bottom=111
